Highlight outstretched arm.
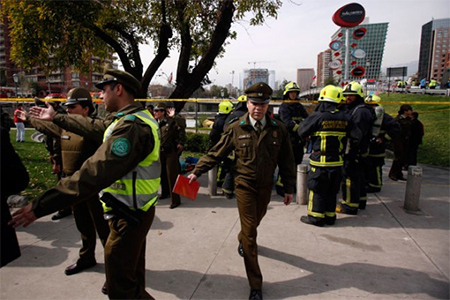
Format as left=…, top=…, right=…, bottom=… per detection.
left=30, top=102, right=56, bottom=121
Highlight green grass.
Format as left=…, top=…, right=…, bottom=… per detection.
left=9, top=130, right=58, bottom=199
left=378, top=93, right=450, bottom=167
left=9, top=98, right=449, bottom=201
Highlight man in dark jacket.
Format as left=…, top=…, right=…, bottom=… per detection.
left=338, top=81, right=375, bottom=214
left=276, top=81, right=309, bottom=196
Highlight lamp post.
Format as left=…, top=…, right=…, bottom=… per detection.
left=13, top=73, right=18, bottom=98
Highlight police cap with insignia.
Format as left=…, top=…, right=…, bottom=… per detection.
left=64, top=87, right=95, bottom=114
left=154, top=102, right=167, bottom=111
left=95, top=69, right=142, bottom=97
left=245, top=82, right=273, bottom=104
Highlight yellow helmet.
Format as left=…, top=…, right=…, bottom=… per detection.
left=237, top=95, right=247, bottom=102
left=283, top=81, right=301, bottom=95
left=365, top=94, right=381, bottom=105
left=336, top=86, right=345, bottom=103
left=318, top=85, right=341, bottom=104
left=218, top=100, right=233, bottom=114
left=343, top=81, right=364, bottom=98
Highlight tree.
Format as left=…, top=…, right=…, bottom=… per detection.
left=324, top=76, right=337, bottom=87
left=1, top=0, right=282, bottom=111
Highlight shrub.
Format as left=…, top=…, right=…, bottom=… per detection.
left=185, top=132, right=210, bottom=153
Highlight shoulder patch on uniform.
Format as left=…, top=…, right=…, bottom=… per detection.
left=124, top=115, right=136, bottom=122
left=111, top=137, right=131, bottom=157
left=228, top=117, right=239, bottom=125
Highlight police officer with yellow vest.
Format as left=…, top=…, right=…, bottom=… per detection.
left=298, top=85, right=361, bottom=226
left=10, top=69, right=161, bottom=299
left=187, top=82, right=296, bottom=300
left=21, top=88, right=110, bottom=276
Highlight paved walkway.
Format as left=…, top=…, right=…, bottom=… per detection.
left=1, top=159, right=449, bottom=299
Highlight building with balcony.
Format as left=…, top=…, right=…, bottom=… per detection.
left=418, top=18, right=450, bottom=85
left=317, top=49, right=332, bottom=88
left=330, top=20, right=388, bottom=83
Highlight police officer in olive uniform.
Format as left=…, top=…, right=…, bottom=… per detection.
left=154, top=102, right=183, bottom=209
left=187, top=82, right=296, bottom=300
left=10, top=69, right=161, bottom=299
left=23, top=88, right=110, bottom=275
left=298, top=85, right=361, bottom=226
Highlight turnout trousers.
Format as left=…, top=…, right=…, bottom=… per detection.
left=72, top=194, right=110, bottom=263
left=365, top=156, right=384, bottom=190
left=307, top=166, right=341, bottom=220
left=341, top=160, right=367, bottom=209
left=235, top=180, right=272, bottom=290
left=104, top=206, right=155, bottom=299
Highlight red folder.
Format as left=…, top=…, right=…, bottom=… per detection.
left=172, top=174, right=200, bottom=200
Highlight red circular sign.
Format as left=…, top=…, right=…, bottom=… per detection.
left=351, top=66, right=366, bottom=77
left=353, top=28, right=366, bottom=39
left=333, top=3, right=366, bottom=28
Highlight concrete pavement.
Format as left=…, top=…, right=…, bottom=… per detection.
left=1, top=158, right=449, bottom=299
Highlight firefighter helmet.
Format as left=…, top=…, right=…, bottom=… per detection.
left=318, top=85, right=341, bottom=104
left=218, top=100, right=233, bottom=114
left=365, top=94, right=381, bottom=105
left=336, top=86, right=345, bottom=103
left=343, top=81, right=364, bottom=98
left=237, top=95, right=247, bottom=102
left=283, top=81, right=301, bottom=95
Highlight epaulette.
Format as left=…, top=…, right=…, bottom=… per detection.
left=116, top=112, right=125, bottom=117
left=124, top=115, right=137, bottom=122
left=228, top=117, right=239, bottom=125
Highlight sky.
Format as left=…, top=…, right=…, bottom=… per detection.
left=140, top=0, right=450, bottom=88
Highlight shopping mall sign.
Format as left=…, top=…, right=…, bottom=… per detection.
left=332, top=3, right=365, bottom=28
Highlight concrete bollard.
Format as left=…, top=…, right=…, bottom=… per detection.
left=296, top=164, right=308, bottom=205
left=208, top=166, right=218, bottom=196
left=404, top=166, right=422, bottom=212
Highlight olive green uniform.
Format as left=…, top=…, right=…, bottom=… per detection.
left=30, top=118, right=110, bottom=266
left=31, top=103, right=158, bottom=299
left=158, top=116, right=184, bottom=207
left=192, top=112, right=296, bottom=290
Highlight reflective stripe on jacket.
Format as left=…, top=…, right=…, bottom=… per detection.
left=102, top=110, right=161, bottom=212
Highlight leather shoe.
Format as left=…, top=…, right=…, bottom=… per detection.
left=249, top=289, right=263, bottom=300
left=170, top=203, right=180, bottom=209
left=64, top=260, right=96, bottom=276
left=101, top=281, right=108, bottom=295
left=238, top=242, right=244, bottom=257
left=51, top=210, right=72, bottom=220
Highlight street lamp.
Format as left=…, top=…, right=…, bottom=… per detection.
left=12, top=73, right=18, bottom=97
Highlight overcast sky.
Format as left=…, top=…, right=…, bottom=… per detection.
left=141, top=0, right=450, bottom=88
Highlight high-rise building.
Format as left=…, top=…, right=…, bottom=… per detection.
left=418, top=18, right=450, bottom=84
left=296, top=68, right=315, bottom=92
left=317, top=49, right=332, bottom=87
left=330, top=21, right=388, bottom=82
left=243, top=68, right=269, bottom=89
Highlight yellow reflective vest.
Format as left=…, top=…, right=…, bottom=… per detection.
left=101, top=110, right=161, bottom=212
